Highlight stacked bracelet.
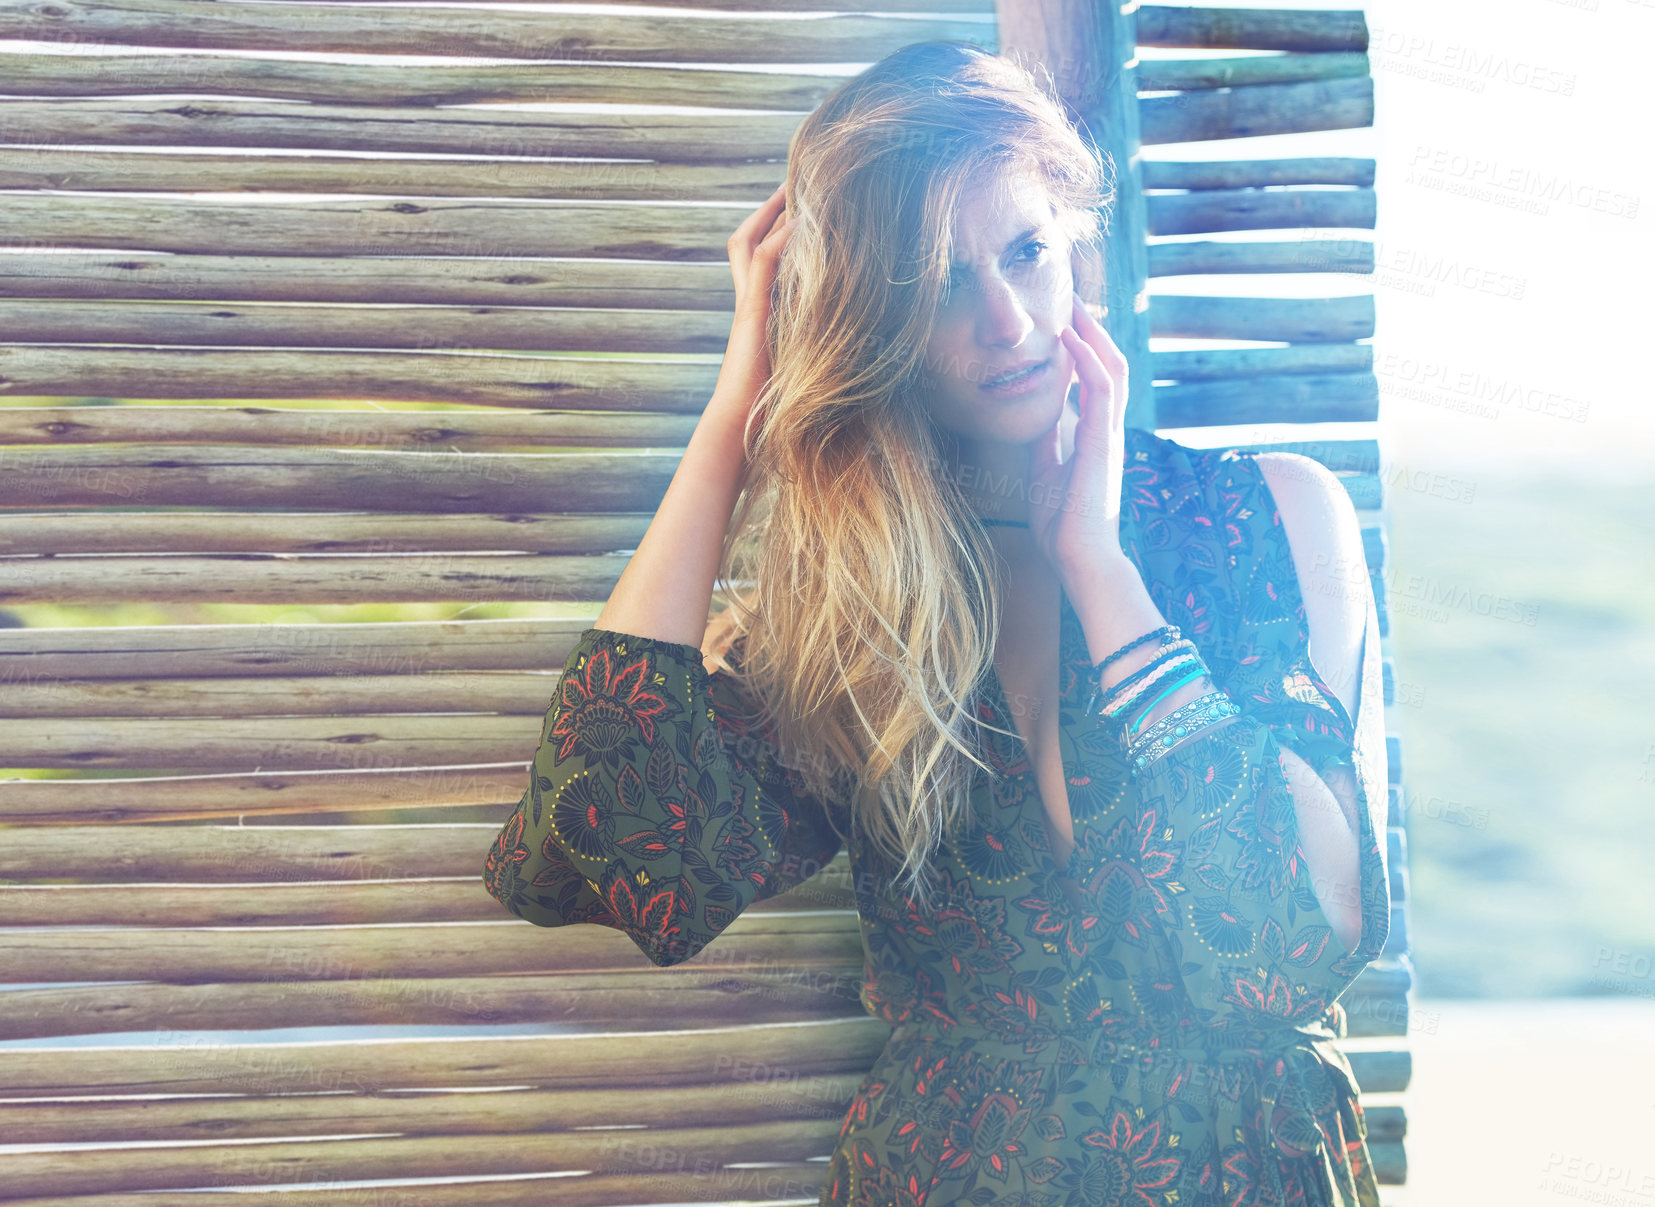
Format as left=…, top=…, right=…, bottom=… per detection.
left=1101, top=645, right=1198, bottom=718
left=1083, top=625, right=1240, bottom=770
left=1124, top=690, right=1241, bottom=771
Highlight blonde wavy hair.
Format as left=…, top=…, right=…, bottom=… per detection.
left=702, top=41, right=1114, bottom=909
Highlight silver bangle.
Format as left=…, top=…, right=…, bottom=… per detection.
left=1123, top=689, right=1242, bottom=772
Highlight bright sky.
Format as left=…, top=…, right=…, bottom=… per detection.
left=1161, top=0, right=1652, bottom=485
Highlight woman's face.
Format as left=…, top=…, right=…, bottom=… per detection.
left=916, top=172, right=1078, bottom=449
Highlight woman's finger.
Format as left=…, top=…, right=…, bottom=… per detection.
left=729, top=184, right=789, bottom=302
left=1060, top=320, right=1115, bottom=419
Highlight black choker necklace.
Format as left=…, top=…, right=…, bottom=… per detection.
left=978, top=517, right=1029, bottom=529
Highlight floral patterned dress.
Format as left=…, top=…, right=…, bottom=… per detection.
left=483, top=425, right=1390, bottom=1207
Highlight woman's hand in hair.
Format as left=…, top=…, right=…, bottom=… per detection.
left=709, top=182, right=798, bottom=427
left=1029, top=293, right=1131, bottom=583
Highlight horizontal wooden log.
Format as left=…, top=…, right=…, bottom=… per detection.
left=0, top=145, right=789, bottom=204
left=0, top=671, right=560, bottom=719
left=1150, top=294, right=1374, bottom=342
left=0, top=252, right=735, bottom=309
left=0, top=4, right=986, bottom=63
left=0, top=910, right=866, bottom=984
left=0, top=406, right=702, bottom=449
left=0, top=617, right=585, bottom=679
left=0, top=99, right=807, bottom=165
left=0, top=444, right=683, bottom=511
left=0, top=821, right=1403, bottom=899
left=0, top=1072, right=868, bottom=1146
left=0, top=849, right=856, bottom=919
left=1142, top=157, right=1376, bottom=190
left=0, top=553, right=629, bottom=608
left=0, top=967, right=870, bottom=1042
left=0, top=346, right=718, bottom=408
left=0, top=711, right=545, bottom=769
left=0, top=817, right=772, bottom=893
left=0, top=511, right=656, bottom=557
left=1154, top=371, right=1379, bottom=428
left=0, top=299, right=735, bottom=355
left=1364, top=1104, right=1406, bottom=1142
left=1136, top=7, right=1369, bottom=52
left=1148, top=187, right=1377, bottom=235
left=0, top=1165, right=840, bottom=1207
left=0, top=194, right=752, bottom=259
left=312, top=0, right=985, bottom=6
left=1148, top=238, right=1373, bottom=276
left=0, top=1117, right=843, bottom=1200
left=0, top=54, right=844, bottom=111
left=1141, top=77, right=1373, bottom=145
left=1138, top=51, right=1369, bottom=91
left=1152, top=345, right=1373, bottom=380
left=0, top=1013, right=890, bottom=1096
left=0, top=878, right=516, bottom=928
left=0, top=768, right=532, bottom=824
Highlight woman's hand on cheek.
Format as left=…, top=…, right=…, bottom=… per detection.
left=1027, top=294, right=1129, bottom=585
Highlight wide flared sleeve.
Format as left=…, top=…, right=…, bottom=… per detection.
left=1094, top=442, right=1391, bottom=1035
left=482, top=625, right=845, bottom=968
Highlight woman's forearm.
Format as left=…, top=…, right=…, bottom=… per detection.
left=1066, top=556, right=1215, bottom=729
left=592, top=404, right=751, bottom=649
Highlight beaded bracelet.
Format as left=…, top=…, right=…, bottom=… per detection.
left=1102, top=651, right=1201, bottom=720
left=1097, top=624, right=1179, bottom=675
left=1126, top=667, right=1210, bottom=734
left=1100, top=639, right=1197, bottom=704
left=1081, top=632, right=1191, bottom=718
left=1124, top=689, right=1242, bottom=771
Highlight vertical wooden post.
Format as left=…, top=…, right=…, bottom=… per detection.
left=995, top=0, right=1156, bottom=429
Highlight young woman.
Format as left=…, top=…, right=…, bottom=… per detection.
left=484, top=41, right=1390, bottom=1207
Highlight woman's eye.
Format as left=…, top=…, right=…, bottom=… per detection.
left=1018, top=240, right=1049, bottom=264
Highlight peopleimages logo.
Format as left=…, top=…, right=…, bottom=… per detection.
left=1374, top=351, right=1592, bottom=425
left=1367, top=25, right=1579, bottom=96
left=1406, top=144, right=1640, bottom=221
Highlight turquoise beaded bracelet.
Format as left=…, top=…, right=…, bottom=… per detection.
left=1124, top=690, right=1242, bottom=771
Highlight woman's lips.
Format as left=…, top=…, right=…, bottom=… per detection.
left=980, top=359, right=1050, bottom=395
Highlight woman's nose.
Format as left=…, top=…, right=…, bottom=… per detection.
left=974, top=276, right=1036, bottom=348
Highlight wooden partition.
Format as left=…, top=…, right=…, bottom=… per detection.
left=0, top=1, right=1410, bottom=1201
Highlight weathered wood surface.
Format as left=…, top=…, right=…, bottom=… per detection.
left=1151, top=294, right=1374, bottom=341
left=1149, top=238, right=1373, bottom=275
left=1141, top=76, right=1373, bottom=143
left=1143, top=156, right=1375, bottom=189
left=0, top=346, right=725, bottom=408
left=0, top=52, right=1367, bottom=110
left=0, top=406, right=699, bottom=448
left=0, top=252, right=738, bottom=308
left=0, top=5, right=990, bottom=62
left=0, top=1073, right=871, bottom=1145
left=0, top=512, right=653, bottom=557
